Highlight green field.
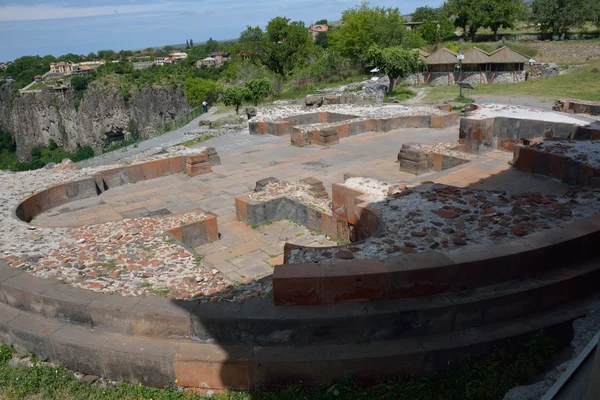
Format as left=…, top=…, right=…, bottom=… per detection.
left=423, top=60, right=600, bottom=102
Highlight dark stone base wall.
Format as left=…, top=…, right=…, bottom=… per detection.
left=513, top=144, right=600, bottom=186
left=459, top=115, right=598, bottom=154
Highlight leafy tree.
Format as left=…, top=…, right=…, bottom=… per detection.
left=412, top=6, right=439, bottom=22
left=315, top=19, right=328, bottom=25
left=530, top=0, right=587, bottom=36
left=315, top=31, right=329, bottom=48
left=86, top=52, right=97, bottom=60
left=183, top=77, right=220, bottom=106
left=238, top=17, right=315, bottom=79
left=205, top=38, right=219, bottom=53
left=5, top=55, right=55, bottom=88
left=417, top=14, right=456, bottom=44
left=328, top=2, right=421, bottom=63
left=444, top=0, right=487, bottom=40
left=244, top=77, right=272, bottom=105
left=97, top=49, right=117, bottom=61
left=483, top=0, right=524, bottom=40
left=363, top=45, right=421, bottom=94
left=222, top=86, right=248, bottom=114
left=70, top=76, right=90, bottom=91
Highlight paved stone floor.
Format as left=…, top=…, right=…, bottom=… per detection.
left=34, top=125, right=569, bottom=280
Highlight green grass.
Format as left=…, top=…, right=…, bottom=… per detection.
left=0, top=332, right=556, bottom=399
left=424, top=60, right=600, bottom=102
left=385, top=85, right=416, bottom=102
left=182, top=134, right=217, bottom=147
left=274, top=74, right=366, bottom=100
left=103, top=139, right=138, bottom=153
left=151, top=289, right=170, bottom=296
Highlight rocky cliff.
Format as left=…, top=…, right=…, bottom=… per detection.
left=0, top=82, right=190, bottom=160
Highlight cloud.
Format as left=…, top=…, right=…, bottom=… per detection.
left=0, top=3, right=170, bottom=21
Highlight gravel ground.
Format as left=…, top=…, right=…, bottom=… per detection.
left=539, top=140, right=600, bottom=169
left=252, top=104, right=448, bottom=123
left=288, top=179, right=600, bottom=264
left=0, top=148, right=276, bottom=303
left=247, top=181, right=331, bottom=211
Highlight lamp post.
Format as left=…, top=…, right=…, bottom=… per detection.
left=457, top=52, right=465, bottom=97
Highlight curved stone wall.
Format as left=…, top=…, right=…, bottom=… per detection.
left=15, top=153, right=213, bottom=223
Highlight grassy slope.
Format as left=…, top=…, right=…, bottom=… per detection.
left=0, top=333, right=557, bottom=400
left=423, top=61, right=600, bottom=103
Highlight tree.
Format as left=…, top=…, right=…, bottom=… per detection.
left=530, top=0, right=586, bottom=36
left=190, top=38, right=194, bottom=48
left=205, top=38, right=219, bottom=53
left=315, top=19, right=328, bottom=25
left=183, top=77, right=221, bottom=106
left=238, top=17, right=315, bottom=79
left=328, top=2, right=421, bottom=63
left=417, top=13, right=456, bottom=44
left=363, top=45, right=421, bottom=94
left=186, top=39, right=190, bottom=49
left=70, top=76, right=90, bottom=91
left=443, top=0, right=487, bottom=40
left=97, top=49, right=117, bottom=61
left=412, top=6, right=439, bottom=22
left=86, top=52, right=97, bottom=60
left=244, top=78, right=272, bottom=105
left=483, top=0, right=524, bottom=40
left=222, top=86, right=248, bottom=114
left=315, top=31, right=329, bottom=48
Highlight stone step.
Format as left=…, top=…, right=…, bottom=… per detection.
left=1, top=256, right=599, bottom=345
left=0, top=294, right=587, bottom=390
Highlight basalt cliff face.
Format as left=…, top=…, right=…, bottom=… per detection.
left=0, top=82, right=189, bottom=160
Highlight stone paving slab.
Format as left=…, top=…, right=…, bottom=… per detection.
left=30, top=124, right=569, bottom=282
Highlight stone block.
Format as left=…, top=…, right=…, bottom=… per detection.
left=255, top=177, right=279, bottom=192
left=331, top=183, right=365, bottom=224
left=235, top=196, right=250, bottom=224
left=174, top=343, right=253, bottom=389
left=35, top=184, right=68, bottom=212
left=186, top=153, right=208, bottom=164
left=512, top=146, right=535, bottom=172
left=564, top=158, right=582, bottom=185
left=126, top=164, right=146, bottom=183
left=101, top=336, right=178, bottom=387
left=430, top=115, right=444, bottom=128
left=531, top=150, right=551, bottom=176
left=273, top=263, right=321, bottom=306
left=100, top=168, right=123, bottom=188
left=66, top=178, right=98, bottom=201
left=400, top=159, right=428, bottom=174
left=548, top=154, right=567, bottom=181
left=318, top=260, right=389, bottom=304
left=290, top=129, right=309, bottom=147
left=335, top=124, right=349, bottom=139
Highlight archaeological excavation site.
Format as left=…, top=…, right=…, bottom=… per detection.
left=1, top=96, right=600, bottom=393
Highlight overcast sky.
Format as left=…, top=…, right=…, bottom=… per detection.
left=0, top=0, right=444, bottom=61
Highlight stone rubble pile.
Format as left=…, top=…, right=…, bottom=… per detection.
left=288, top=181, right=600, bottom=264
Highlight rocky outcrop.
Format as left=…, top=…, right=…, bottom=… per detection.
left=0, top=82, right=189, bottom=160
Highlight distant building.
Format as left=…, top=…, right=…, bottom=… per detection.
left=308, top=24, right=328, bottom=41
left=154, top=57, right=174, bottom=66
left=4, top=75, right=14, bottom=83
left=196, top=56, right=217, bottom=67
left=196, top=52, right=230, bottom=68
left=34, top=75, right=43, bottom=83
left=78, top=60, right=104, bottom=67
left=169, top=50, right=188, bottom=60
left=50, top=61, right=76, bottom=75
left=133, top=61, right=154, bottom=70
left=72, top=65, right=93, bottom=76
left=211, top=52, right=230, bottom=65
left=403, top=21, right=424, bottom=30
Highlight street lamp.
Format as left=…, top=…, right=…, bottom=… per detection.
left=456, top=53, right=465, bottom=97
